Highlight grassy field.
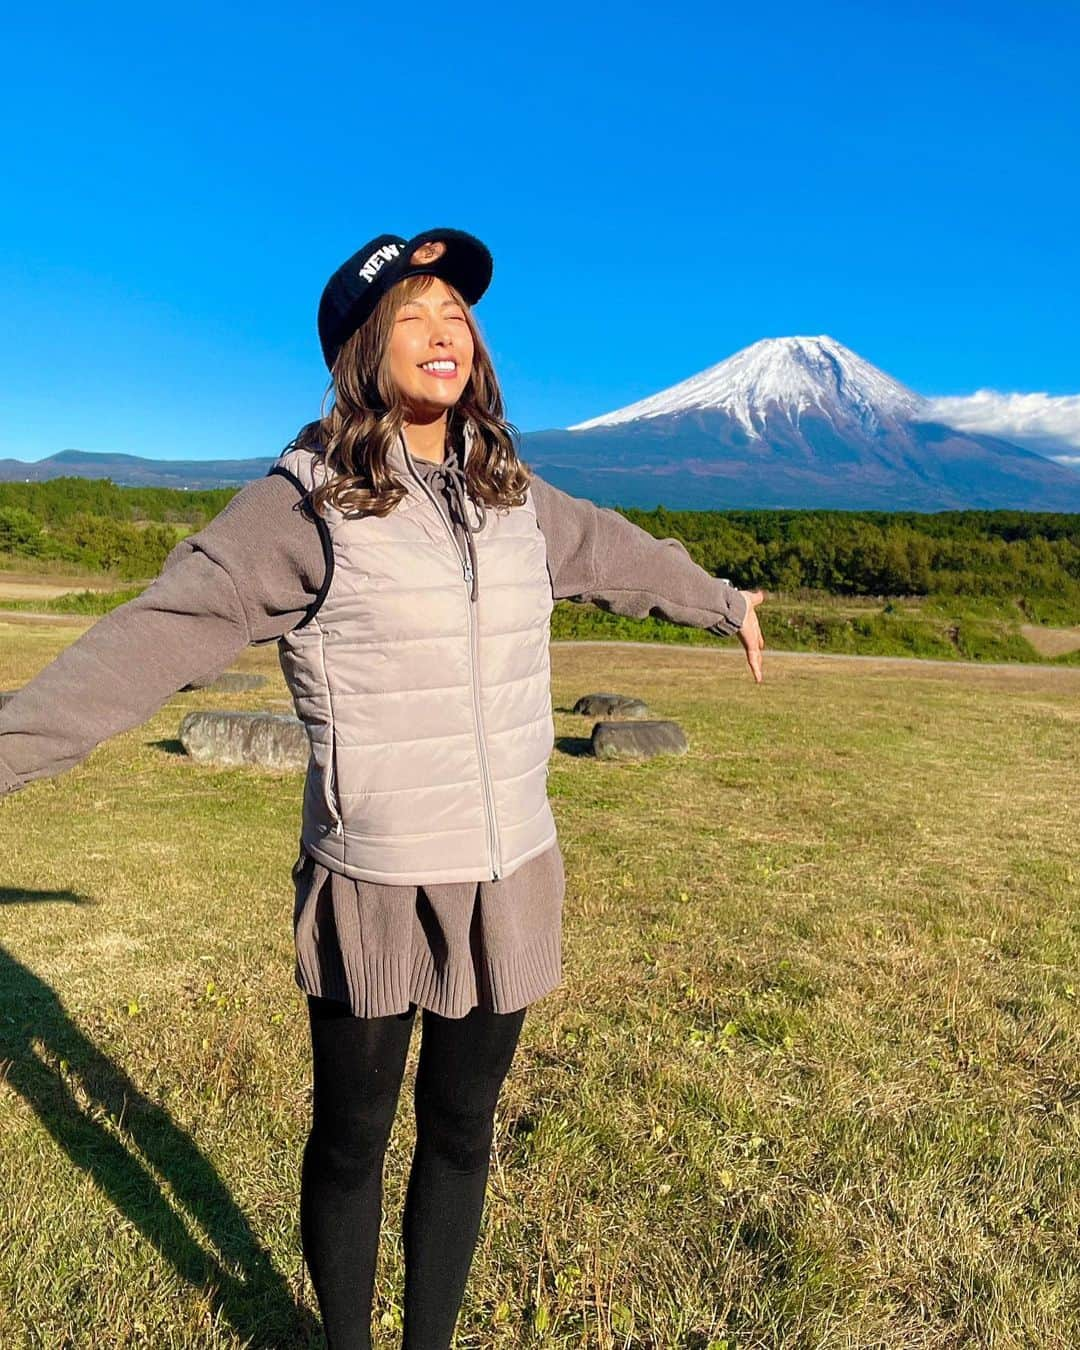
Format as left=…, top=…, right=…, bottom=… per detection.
left=1, top=618, right=1078, bottom=1347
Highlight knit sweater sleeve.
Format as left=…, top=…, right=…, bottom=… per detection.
left=527, top=470, right=748, bottom=637
left=0, top=472, right=327, bottom=797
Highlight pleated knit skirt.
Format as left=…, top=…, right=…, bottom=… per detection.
left=290, top=836, right=566, bottom=1019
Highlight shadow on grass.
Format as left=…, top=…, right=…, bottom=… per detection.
left=553, top=735, right=594, bottom=758
left=0, top=937, right=322, bottom=1347
left=146, top=736, right=188, bottom=756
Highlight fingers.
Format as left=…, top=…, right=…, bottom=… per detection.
left=742, top=616, right=765, bottom=684
left=749, top=591, right=765, bottom=680
left=736, top=590, right=766, bottom=682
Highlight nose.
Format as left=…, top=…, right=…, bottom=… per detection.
left=431, top=319, right=455, bottom=347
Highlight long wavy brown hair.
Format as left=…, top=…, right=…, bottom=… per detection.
left=286, top=273, right=532, bottom=520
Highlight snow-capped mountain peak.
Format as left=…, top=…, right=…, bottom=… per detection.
left=567, top=334, right=928, bottom=439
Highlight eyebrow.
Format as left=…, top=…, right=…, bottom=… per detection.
left=399, top=297, right=463, bottom=308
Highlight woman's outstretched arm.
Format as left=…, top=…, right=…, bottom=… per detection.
left=0, top=473, right=327, bottom=796
left=528, top=470, right=750, bottom=634
left=528, top=470, right=765, bottom=681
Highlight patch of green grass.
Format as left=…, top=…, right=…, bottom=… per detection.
left=549, top=591, right=1054, bottom=665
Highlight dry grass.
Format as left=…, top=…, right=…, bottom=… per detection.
left=1, top=626, right=1078, bottom=1347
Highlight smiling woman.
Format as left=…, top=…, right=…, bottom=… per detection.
left=253, top=228, right=758, bottom=1344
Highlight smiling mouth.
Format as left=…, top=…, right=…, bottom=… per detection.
left=419, top=359, right=458, bottom=378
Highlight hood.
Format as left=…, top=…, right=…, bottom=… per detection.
left=395, top=418, right=486, bottom=602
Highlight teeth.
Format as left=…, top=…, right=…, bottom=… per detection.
left=421, top=360, right=456, bottom=372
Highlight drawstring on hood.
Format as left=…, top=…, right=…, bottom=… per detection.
left=406, top=420, right=487, bottom=603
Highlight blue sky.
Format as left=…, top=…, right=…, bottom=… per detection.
left=3, top=0, right=1078, bottom=463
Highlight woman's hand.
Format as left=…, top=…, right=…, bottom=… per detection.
left=737, top=589, right=767, bottom=683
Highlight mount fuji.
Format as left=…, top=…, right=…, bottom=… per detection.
left=524, top=336, right=1080, bottom=512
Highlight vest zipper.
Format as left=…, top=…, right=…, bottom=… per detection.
left=403, top=444, right=502, bottom=879
left=464, top=559, right=502, bottom=877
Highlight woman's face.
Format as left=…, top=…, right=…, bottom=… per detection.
left=387, top=276, right=475, bottom=419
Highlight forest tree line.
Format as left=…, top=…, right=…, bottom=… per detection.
left=0, top=476, right=233, bottom=577
left=629, top=504, right=1080, bottom=610
left=1, top=475, right=1077, bottom=610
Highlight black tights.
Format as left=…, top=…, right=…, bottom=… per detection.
left=300, top=994, right=527, bottom=1350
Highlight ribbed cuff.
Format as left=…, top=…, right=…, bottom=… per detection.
left=704, top=583, right=748, bottom=637
left=0, top=751, right=24, bottom=797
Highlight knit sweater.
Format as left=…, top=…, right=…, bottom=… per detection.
left=0, top=454, right=748, bottom=1017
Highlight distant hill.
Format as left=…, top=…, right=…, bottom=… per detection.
left=0, top=448, right=276, bottom=490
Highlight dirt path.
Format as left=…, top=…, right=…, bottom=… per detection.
left=0, top=610, right=98, bottom=626
left=0, top=572, right=126, bottom=602
left=1019, top=623, right=1080, bottom=657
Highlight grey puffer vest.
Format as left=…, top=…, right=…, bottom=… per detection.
left=267, top=422, right=557, bottom=884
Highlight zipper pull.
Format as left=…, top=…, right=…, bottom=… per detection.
left=463, top=556, right=473, bottom=583
left=334, top=818, right=344, bottom=838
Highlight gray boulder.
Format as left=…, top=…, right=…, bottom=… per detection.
left=178, top=710, right=309, bottom=770
left=590, top=719, right=688, bottom=761
left=572, top=692, right=649, bottom=719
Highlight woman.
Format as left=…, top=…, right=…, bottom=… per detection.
left=0, top=226, right=766, bottom=1348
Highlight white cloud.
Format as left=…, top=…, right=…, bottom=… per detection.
left=921, top=389, right=1080, bottom=455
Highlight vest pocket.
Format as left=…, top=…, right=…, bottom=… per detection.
left=322, top=727, right=344, bottom=835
